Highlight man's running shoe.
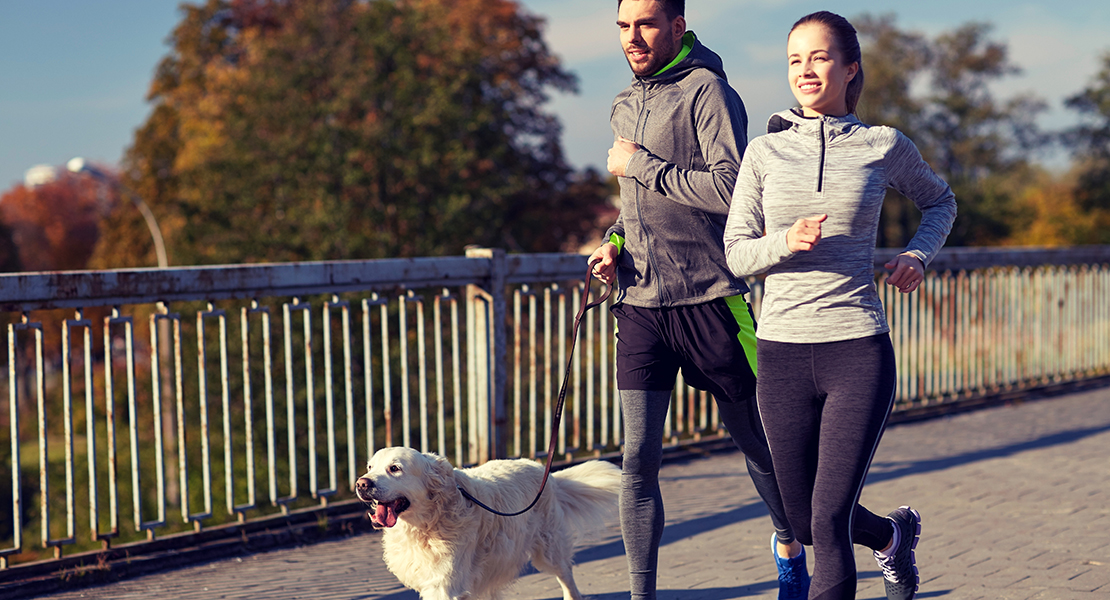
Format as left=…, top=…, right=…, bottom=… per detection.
left=874, top=506, right=921, bottom=600
left=771, top=532, right=810, bottom=600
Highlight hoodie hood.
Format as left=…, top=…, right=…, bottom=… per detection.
left=766, top=107, right=863, bottom=135
left=637, top=31, right=728, bottom=84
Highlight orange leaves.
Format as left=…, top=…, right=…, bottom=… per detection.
left=109, top=0, right=602, bottom=263
left=0, top=173, right=111, bottom=272
left=1006, top=170, right=1110, bottom=246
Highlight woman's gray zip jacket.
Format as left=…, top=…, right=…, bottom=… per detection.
left=723, top=108, right=958, bottom=344
left=606, top=33, right=750, bottom=308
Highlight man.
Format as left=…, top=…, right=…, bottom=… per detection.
left=589, top=2, right=810, bottom=599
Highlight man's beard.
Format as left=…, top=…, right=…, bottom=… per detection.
left=628, top=35, right=678, bottom=77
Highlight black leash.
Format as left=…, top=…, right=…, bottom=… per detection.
left=457, top=261, right=611, bottom=516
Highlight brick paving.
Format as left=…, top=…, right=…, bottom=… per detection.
left=29, top=386, right=1110, bottom=599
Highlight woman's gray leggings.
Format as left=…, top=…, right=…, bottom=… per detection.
left=756, top=334, right=899, bottom=600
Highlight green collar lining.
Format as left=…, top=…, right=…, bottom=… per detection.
left=652, top=31, right=696, bottom=77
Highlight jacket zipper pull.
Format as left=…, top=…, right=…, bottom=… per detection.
left=817, top=120, right=826, bottom=194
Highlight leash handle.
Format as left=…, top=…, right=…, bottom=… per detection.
left=457, top=260, right=612, bottom=516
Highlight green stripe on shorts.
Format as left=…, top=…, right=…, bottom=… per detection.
left=724, top=295, right=758, bottom=377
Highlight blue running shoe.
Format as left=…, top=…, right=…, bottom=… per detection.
left=771, top=532, right=810, bottom=600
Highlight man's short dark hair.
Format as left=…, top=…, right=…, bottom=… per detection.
left=617, top=0, right=685, bottom=20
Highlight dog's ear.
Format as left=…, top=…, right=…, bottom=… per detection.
left=422, top=452, right=457, bottom=501
left=404, top=452, right=461, bottom=530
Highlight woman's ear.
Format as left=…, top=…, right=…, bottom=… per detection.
left=845, top=61, right=859, bottom=84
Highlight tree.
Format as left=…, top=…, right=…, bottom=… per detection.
left=855, top=15, right=1047, bottom=247
left=100, top=0, right=607, bottom=267
left=0, top=175, right=113, bottom=371
left=854, top=14, right=929, bottom=138
left=1004, top=168, right=1104, bottom=246
left=1064, top=51, right=1110, bottom=242
left=0, top=175, right=109, bottom=272
left=854, top=14, right=929, bottom=249
left=0, top=219, right=22, bottom=274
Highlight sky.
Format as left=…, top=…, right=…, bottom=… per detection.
left=2, top=0, right=1109, bottom=190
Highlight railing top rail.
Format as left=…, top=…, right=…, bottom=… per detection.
left=0, top=246, right=1106, bottom=312
left=0, top=253, right=592, bottom=312
left=878, top=245, right=1110, bottom=271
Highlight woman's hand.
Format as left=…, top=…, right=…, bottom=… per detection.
left=786, top=214, right=827, bottom=252
left=885, top=253, right=925, bottom=293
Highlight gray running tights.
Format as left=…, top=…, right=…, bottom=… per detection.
left=620, top=388, right=791, bottom=600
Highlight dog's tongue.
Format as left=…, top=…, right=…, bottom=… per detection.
left=372, top=502, right=398, bottom=528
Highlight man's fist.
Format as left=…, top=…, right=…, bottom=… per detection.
left=589, top=243, right=619, bottom=285
left=607, top=137, right=641, bottom=177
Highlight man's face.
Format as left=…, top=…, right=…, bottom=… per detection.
left=617, top=0, right=685, bottom=77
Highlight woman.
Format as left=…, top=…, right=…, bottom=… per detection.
left=723, top=11, right=956, bottom=600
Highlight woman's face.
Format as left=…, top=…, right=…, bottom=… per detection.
left=787, top=23, right=858, bottom=117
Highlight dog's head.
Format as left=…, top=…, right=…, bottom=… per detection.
left=355, top=447, right=457, bottom=529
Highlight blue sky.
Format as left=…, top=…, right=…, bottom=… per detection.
left=2, top=0, right=1108, bottom=189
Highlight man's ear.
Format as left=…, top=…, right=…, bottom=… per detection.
left=672, top=15, right=686, bottom=42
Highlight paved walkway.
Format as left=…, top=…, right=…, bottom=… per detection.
left=32, top=386, right=1110, bottom=599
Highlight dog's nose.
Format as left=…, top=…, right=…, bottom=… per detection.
left=356, top=476, right=372, bottom=493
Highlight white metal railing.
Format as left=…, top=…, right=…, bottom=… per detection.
left=0, top=246, right=1108, bottom=572
left=876, top=247, right=1110, bottom=405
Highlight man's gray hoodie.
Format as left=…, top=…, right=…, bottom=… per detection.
left=724, top=108, right=957, bottom=344
left=606, top=32, right=749, bottom=308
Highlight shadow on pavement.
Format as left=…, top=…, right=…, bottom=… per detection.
left=532, top=581, right=777, bottom=600
left=866, top=422, right=1110, bottom=484
left=353, top=590, right=418, bottom=599
left=567, top=500, right=771, bottom=567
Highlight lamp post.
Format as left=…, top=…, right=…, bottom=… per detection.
left=68, top=157, right=178, bottom=504
left=67, top=157, right=168, bottom=268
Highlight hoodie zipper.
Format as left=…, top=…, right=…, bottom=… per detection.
left=817, top=120, right=827, bottom=194
left=633, top=83, right=666, bottom=303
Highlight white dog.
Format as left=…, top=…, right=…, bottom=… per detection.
left=355, top=446, right=621, bottom=600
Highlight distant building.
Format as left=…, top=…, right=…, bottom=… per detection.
left=24, top=164, right=58, bottom=188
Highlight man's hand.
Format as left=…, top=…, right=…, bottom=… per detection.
left=607, top=137, right=641, bottom=177
left=885, top=253, right=925, bottom=294
left=786, top=214, right=827, bottom=252
left=589, top=242, right=619, bottom=285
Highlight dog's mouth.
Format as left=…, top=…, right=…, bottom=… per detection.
left=366, top=497, right=410, bottom=529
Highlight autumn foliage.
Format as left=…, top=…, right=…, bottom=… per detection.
left=3, top=8, right=1109, bottom=268
left=96, top=0, right=608, bottom=267
left=0, top=174, right=110, bottom=272
left=853, top=16, right=1110, bottom=247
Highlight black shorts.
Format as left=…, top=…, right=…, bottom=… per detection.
left=612, top=296, right=758, bottom=403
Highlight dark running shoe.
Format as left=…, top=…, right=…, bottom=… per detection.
left=771, top=532, right=810, bottom=600
left=873, top=506, right=921, bottom=600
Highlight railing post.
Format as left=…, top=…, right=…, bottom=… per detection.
left=465, top=248, right=508, bottom=462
